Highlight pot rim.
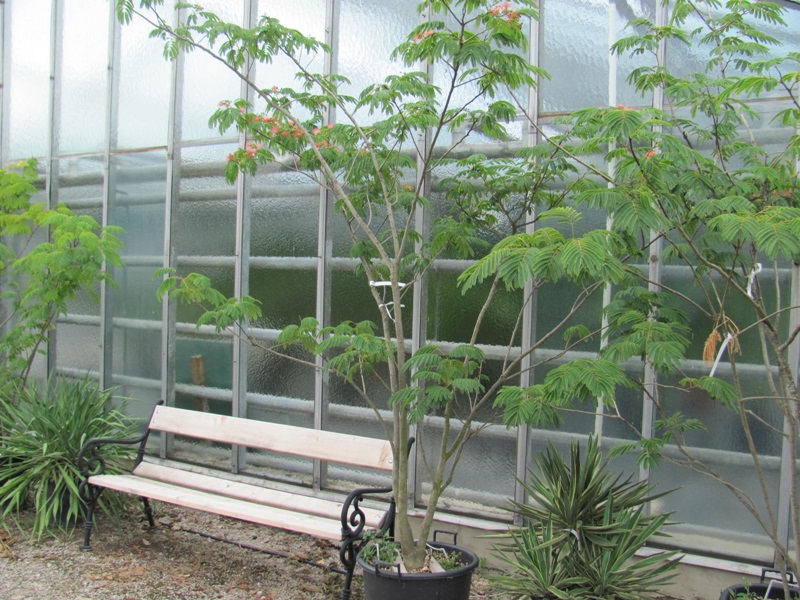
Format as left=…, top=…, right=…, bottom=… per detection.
left=720, top=582, right=800, bottom=600
left=357, top=540, right=479, bottom=581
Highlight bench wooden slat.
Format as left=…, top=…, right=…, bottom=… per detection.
left=149, top=406, right=393, bottom=472
left=133, top=461, right=385, bottom=528
left=88, top=473, right=344, bottom=540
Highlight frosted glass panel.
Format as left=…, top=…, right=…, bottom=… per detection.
left=250, top=268, right=316, bottom=330
left=107, top=152, right=166, bottom=408
left=115, top=6, right=173, bottom=149
left=339, top=0, right=419, bottom=107
left=177, top=144, right=238, bottom=256
left=651, top=457, right=777, bottom=562
left=247, top=344, right=315, bottom=401
left=255, top=0, right=326, bottom=122
left=615, top=0, right=656, bottom=107
left=176, top=336, right=233, bottom=392
left=251, top=171, right=318, bottom=257
left=55, top=323, right=101, bottom=373
left=541, top=0, right=609, bottom=113
left=180, top=1, right=245, bottom=141
left=58, top=0, right=109, bottom=154
left=428, top=271, right=523, bottom=346
left=56, top=156, right=105, bottom=209
left=57, top=158, right=105, bottom=317
left=7, top=0, right=51, bottom=160
left=332, top=269, right=412, bottom=337
left=417, top=358, right=517, bottom=510
left=660, top=367, right=784, bottom=456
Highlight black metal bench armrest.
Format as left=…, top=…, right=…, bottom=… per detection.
left=77, top=401, right=164, bottom=482
left=77, top=431, right=151, bottom=477
left=340, top=485, right=394, bottom=539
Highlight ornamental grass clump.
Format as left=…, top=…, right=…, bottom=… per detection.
left=0, top=377, right=137, bottom=537
left=491, top=438, right=680, bottom=600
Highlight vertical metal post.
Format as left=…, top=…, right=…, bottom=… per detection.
left=43, top=0, right=61, bottom=380
left=596, top=0, right=619, bottom=445
left=0, top=1, right=8, bottom=338
left=777, top=264, right=800, bottom=567
left=640, top=0, right=668, bottom=489
left=232, top=0, right=258, bottom=473
left=409, top=2, right=433, bottom=510
left=101, top=0, right=122, bottom=393
left=158, top=5, right=184, bottom=459
left=0, top=0, right=7, bottom=165
left=513, top=2, right=542, bottom=521
left=313, top=0, right=338, bottom=491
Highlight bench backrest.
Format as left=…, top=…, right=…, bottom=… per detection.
left=148, top=405, right=394, bottom=472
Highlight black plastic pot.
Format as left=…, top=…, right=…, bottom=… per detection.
left=358, top=541, right=479, bottom=600
left=720, top=581, right=800, bottom=600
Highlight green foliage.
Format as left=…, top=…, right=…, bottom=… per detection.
left=492, top=438, right=679, bottom=600
left=0, top=377, right=137, bottom=538
left=155, top=270, right=262, bottom=333
left=0, top=161, right=124, bottom=389
left=118, top=0, right=800, bottom=574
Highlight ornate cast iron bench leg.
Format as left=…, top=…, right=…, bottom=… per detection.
left=339, top=489, right=396, bottom=600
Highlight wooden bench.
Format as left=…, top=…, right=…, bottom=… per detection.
left=77, top=404, right=405, bottom=600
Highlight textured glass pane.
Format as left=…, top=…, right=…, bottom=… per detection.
left=428, top=271, right=523, bottom=346
left=332, top=269, right=413, bottom=338
left=615, top=0, right=656, bottom=107
left=115, top=6, right=173, bottom=149
left=65, top=209, right=103, bottom=317
left=661, top=366, right=784, bottom=456
left=597, top=365, right=645, bottom=441
left=58, top=0, right=109, bottom=154
left=415, top=358, right=515, bottom=512
left=247, top=344, right=315, bottom=403
left=327, top=359, right=391, bottom=459
left=55, top=323, right=100, bottom=373
left=176, top=336, right=233, bottom=392
left=250, top=268, right=316, bottom=329
left=56, top=156, right=104, bottom=209
left=339, top=0, right=419, bottom=123
left=541, top=0, right=609, bottom=113
left=331, top=199, right=411, bottom=257
left=177, top=144, right=237, bottom=256
left=662, top=267, right=790, bottom=364
left=420, top=427, right=515, bottom=512
left=57, top=157, right=105, bottom=316
left=180, top=1, right=244, bottom=141
left=432, top=5, right=529, bottom=146
left=251, top=171, right=319, bottom=257
left=107, top=152, right=166, bottom=407
left=7, top=0, right=51, bottom=160
left=651, top=458, right=777, bottom=562
left=255, top=0, right=326, bottom=123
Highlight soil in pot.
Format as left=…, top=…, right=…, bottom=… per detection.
left=358, top=540, right=479, bottom=600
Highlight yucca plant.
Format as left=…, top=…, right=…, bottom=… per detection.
left=0, top=376, right=137, bottom=537
left=492, top=438, right=680, bottom=600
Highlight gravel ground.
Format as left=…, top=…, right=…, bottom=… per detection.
left=0, top=503, right=495, bottom=600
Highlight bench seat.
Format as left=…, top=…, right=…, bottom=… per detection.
left=78, top=404, right=407, bottom=600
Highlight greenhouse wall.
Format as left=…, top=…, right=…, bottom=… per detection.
left=2, top=0, right=800, bottom=566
